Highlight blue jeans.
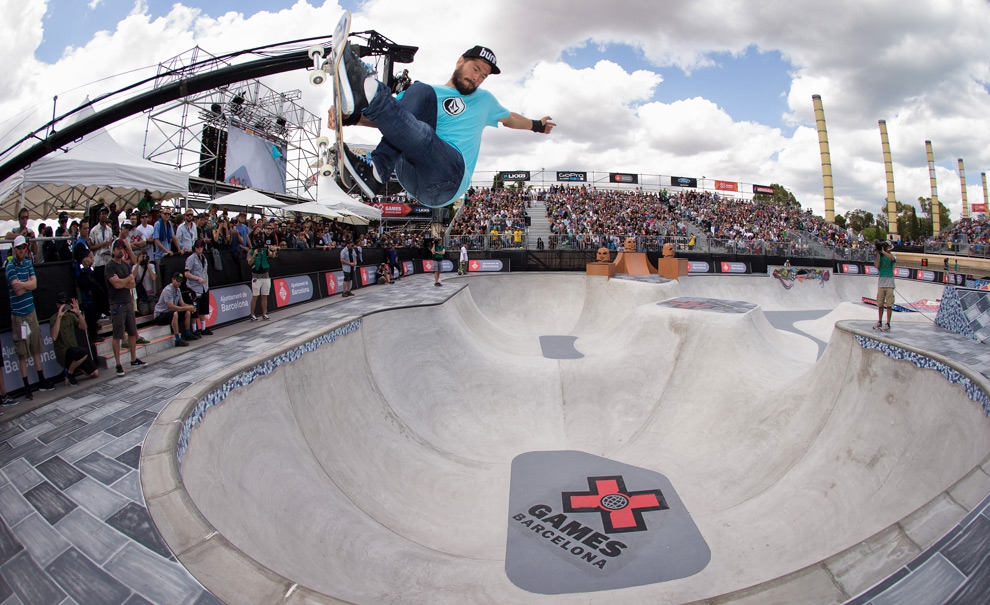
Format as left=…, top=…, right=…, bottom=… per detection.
left=363, top=82, right=465, bottom=208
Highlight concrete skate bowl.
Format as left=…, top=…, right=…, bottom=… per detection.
left=142, top=273, right=990, bottom=604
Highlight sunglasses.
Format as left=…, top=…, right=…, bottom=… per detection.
left=15, top=244, right=28, bottom=250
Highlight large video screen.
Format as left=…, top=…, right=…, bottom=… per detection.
left=225, top=124, right=287, bottom=194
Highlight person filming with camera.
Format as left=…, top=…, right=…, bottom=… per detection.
left=873, top=239, right=897, bottom=332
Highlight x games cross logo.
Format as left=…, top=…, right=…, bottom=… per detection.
left=563, top=476, right=667, bottom=533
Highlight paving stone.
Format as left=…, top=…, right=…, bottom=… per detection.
left=53, top=508, right=127, bottom=566
left=0, top=484, right=35, bottom=527
left=4, top=424, right=56, bottom=449
left=96, top=428, right=145, bottom=460
left=57, top=433, right=117, bottom=464
left=2, top=550, right=66, bottom=605
left=0, top=572, right=12, bottom=602
left=24, top=435, right=81, bottom=466
left=62, top=478, right=127, bottom=521
left=37, top=421, right=86, bottom=447
left=105, top=412, right=156, bottom=439
left=0, top=516, right=24, bottom=565
left=113, top=447, right=141, bottom=470
left=109, top=472, right=143, bottom=505
left=3, top=459, right=44, bottom=493
left=22, top=483, right=76, bottom=526
left=941, top=513, right=990, bottom=576
left=871, top=553, right=964, bottom=605
left=10, top=514, right=69, bottom=569
left=104, top=542, right=202, bottom=605
left=105, top=503, right=172, bottom=559
left=45, top=548, right=131, bottom=605
left=73, top=452, right=129, bottom=486
left=34, top=458, right=85, bottom=492
left=120, top=593, right=152, bottom=605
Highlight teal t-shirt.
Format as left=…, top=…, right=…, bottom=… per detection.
left=431, top=85, right=510, bottom=205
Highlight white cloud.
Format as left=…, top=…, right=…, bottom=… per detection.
left=1, top=0, right=988, bottom=225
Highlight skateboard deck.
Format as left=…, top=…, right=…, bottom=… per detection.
left=329, top=11, right=355, bottom=191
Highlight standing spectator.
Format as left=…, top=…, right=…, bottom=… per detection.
left=137, top=190, right=155, bottom=214
left=74, top=247, right=102, bottom=358
left=387, top=241, right=400, bottom=281
left=184, top=239, right=213, bottom=337
left=6, top=236, right=57, bottom=399
left=150, top=207, right=177, bottom=267
left=176, top=209, right=198, bottom=254
left=213, top=216, right=231, bottom=250
left=6, top=207, right=40, bottom=259
left=89, top=206, right=115, bottom=268
left=431, top=238, right=445, bottom=286
left=54, top=211, right=73, bottom=261
left=134, top=211, right=154, bottom=254
left=132, top=251, right=157, bottom=316
left=117, top=220, right=136, bottom=262
left=105, top=240, right=146, bottom=376
left=153, top=272, right=196, bottom=347
left=873, top=240, right=897, bottom=332
left=459, top=241, right=468, bottom=275
left=49, top=292, right=99, bottom=386
left=247, top=231, right=274, bottom=319
left=231, top=212, right=250, bottom=255
left=339, top=240, right=356, bottom=297
left=73, top=219, right=91, bottom=262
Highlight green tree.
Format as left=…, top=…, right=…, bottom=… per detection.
left=895, top=201, right=921, bottom=242
left=862, top=226, right=888, bottom=242
left=753, top=183, right=800, bottom=210
left=917, top=196, right=951, bottom=235
left=492, top=172, right=505, bottom=190
left=834, top=214, right=847, bottom=230
left=843, top=209, right=875, bottom=232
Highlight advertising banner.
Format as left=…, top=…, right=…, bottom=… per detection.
left=373, top=202, right=433, bottom=219
left=204, top=284, right=254, bottom=325
left=839, top=264, right=860, bottom=274
left=401, top=260, right=416, bottom=276
left=610, top=173, right=639, bottom=184
left=273, top=275, right=315, bottom=308
left=556, top=171, right=588, bottom=182
left=422, top=260, right=455, bottom=273
left=324, top=271, right=344, bottom=295
left=714, top=180, right=738, bottom=192
left=670, top=176, right=697, bottom=188
left=972, top=203, right=987, bottom=213
left=915, top=270, right=936, bottom=282
left=468, top=259, right=509, bottom=272
left=501, top=171, right=531, bottom=182
left=718, top=261, right=749, bottom=274
left=687, top=261, right=713, bottom=273
left=752, top=184, right=775, bottom=195
left=1, top=326, right=61, bottom=393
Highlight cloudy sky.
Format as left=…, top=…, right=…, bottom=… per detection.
left=1, top=0, right=988, bottom=223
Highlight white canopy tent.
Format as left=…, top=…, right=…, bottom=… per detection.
left=209, top=188, right=287, bottom=215
left=316, top=176, right=382, bottom=221
left=0, top=104, right=189, bottom=220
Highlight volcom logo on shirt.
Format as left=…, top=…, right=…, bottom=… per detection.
left=443, top=97, right=466, bottom=116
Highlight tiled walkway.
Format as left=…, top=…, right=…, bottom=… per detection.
left=0, top=275, right=988, bottom=604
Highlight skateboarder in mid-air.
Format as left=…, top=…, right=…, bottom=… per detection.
left=328, top=43, right=556, bottom=208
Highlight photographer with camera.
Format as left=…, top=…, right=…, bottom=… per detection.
left=247, top=226, right=278, bottom=320
left=132, top=251, right=157, bottom=316
left=873, top=239, right=897, bottom=332
left=49, top=292, right=99, bottom=386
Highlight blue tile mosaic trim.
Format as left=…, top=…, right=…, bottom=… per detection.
left=935, top=287, right=977, bottom=342
left=176, top=320, right=362, bottom=465
left=855, top=335, right=990, bottom=416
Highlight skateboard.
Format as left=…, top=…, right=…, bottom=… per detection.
left=309, top=10, right=356, bottom=192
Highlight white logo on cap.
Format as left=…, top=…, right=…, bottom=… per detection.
left=479, top=48, right=496, bottom=64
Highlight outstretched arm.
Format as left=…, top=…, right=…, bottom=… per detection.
left=500, top=112, right=555, bottom=134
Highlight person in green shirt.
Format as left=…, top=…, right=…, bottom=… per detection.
left=873, top=240, right=897, bottom=332
left=431, top=238, right=445, bottom=287
left=49, top=292, right=99, bottom=385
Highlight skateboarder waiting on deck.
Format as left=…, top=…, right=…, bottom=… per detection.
left=328, top=44, right=555, bottom=208
left=873, top=240, right=897, bottom=332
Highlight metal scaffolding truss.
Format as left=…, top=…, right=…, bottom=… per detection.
left=142, top=46, right=323, bottom=203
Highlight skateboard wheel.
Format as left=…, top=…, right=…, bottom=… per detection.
left=315, top=136, right=330, bottom=148
left=310, top=71, right=326, bottom=86
left=321, top=167, right=334, bottom=178
left=308, top=45, right=325, bottom=60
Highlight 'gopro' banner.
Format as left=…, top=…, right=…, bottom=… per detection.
left=556, top=171, right=587, bottom=182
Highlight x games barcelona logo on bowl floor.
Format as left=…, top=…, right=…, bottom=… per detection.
left=505, top=451, right=710, bottom=595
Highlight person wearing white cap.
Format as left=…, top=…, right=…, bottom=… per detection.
left=5, top=235, right=57, bottom=400
left=329, top=44, right=555, bottom=209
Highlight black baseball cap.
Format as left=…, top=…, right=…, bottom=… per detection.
left=462, top=46, right=500, bottom=74
left=56, top=291, right=72, bottom=304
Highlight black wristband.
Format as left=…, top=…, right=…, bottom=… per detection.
left=531, top=119, right=546, bottom=133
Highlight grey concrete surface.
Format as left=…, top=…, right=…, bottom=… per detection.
left=145, top=272, right=990, bottom=604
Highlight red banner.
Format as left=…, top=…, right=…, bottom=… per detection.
left=714, top=180, right=738, bottom=192
left=972, top=203, right=987, bottom=213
